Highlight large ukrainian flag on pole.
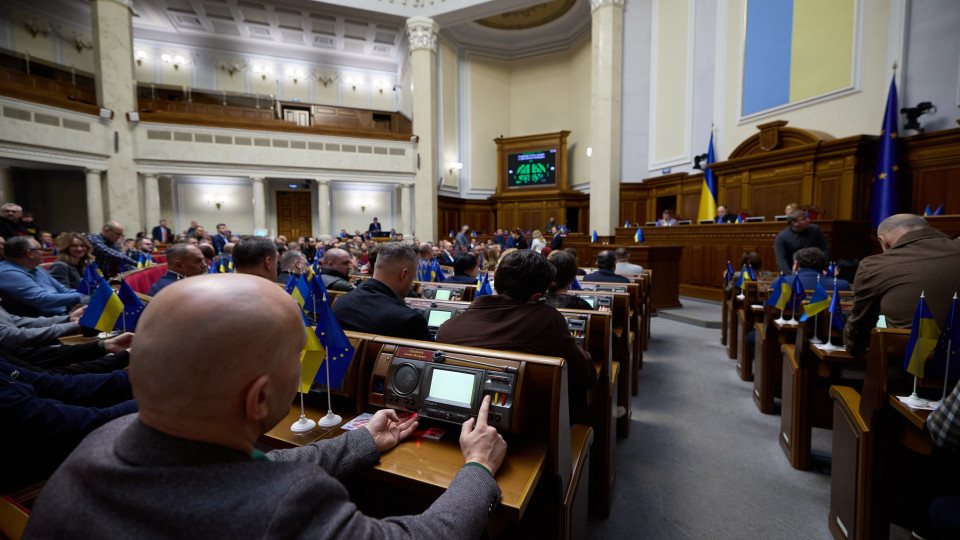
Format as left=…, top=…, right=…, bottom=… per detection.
left=79, top=277, right=123, bottom=332
left=697, top=133, right=718, bottom=222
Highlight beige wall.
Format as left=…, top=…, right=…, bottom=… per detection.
left=465, top=37, right=591, bottom=193
left=439, top=38, right=460, bottom=191
left=176, top=181, right=254, bottom=236
left=720, top=0, right=892, bottom=158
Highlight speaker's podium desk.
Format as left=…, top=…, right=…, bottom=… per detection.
left=261, top=404, right=546, bottom=522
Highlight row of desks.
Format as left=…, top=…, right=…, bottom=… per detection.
left=722, top=282, right=954, bottom=539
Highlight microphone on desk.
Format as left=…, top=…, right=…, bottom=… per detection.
left=433, top=350, right=517, bottom=374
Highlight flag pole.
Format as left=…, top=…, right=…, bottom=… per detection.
left=290, top=372, right=315, bottom=432
left=810, top=275, right=824, bottom=344
left=933, top=292, right=959, bottom=408
left=902, top=291, right=929, bottom=408
left=317, top=292, right=342, bottom=428
left=819, top=302, right=842, bottom=351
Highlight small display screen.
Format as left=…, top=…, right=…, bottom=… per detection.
left=427, top=369, right=476, bottom=407
left=579, top=296, right=596, bottom=308
left=434, top=289, right=452, bottom=300
left=507, top=150, right=557, bottom=187
left=428, top=310, right=453, bottom=327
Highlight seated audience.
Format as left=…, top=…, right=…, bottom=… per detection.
left=583, top=251, right=631, bottom=283
left=774, top=210, right=829, bottom=276
left=792, top=247, right=850, bottom=292
left=657, top=209, right=677, bottom=227
left=716, top=205, right=737, bottom=223
left=926, top=380, right=960, bottom=539
left=88, top=220, right=139, bottom=276
left=49, top=233, right=95, bottom=289
left=564, top=247, right=586, bottom=276
left=844, top=214, right=960, bottom=356
left=2, top=331, right=131, bottom=374
left=0, top=203, right=29, bottom=239
left=0, top=235, right=5, bottom=260
left=613, top=247, right=644, bottom=274
left=543, top=251, right=594, bottom=310
left=147, top=243, right=208, bottom=296
left=436, top=250, right=596, bottom=410
left=0, top=354, right=136, bottom=492
left=437, top=241, right=456, bottom=266
left=332, top=242, right=430, bottom=341
left=481, top=248, right=500, bottom=274
left=197, top=242, right=215, bottom=266
left=233, top=236, right=279, bottom=281
left=835, top=257, right=860, bottom=284
left=277, top=250, right=309, bottom=284
left=137, top=237, right=155, bottom=256
left=212, top=242, right=235, bottom=271
left=784, top=202, right=799, bottom=216
left=321, top=248, right=356, bottom=292
left=20, top=212, right=38, bottom=237
left=0, top=236, right=87, bottom=317
left=0, top=299, right=85, bottom=349
left=39, top=231, right=54, bottom=248
left=26, top=273, right=504, bottom=538
left=511, top=228, right=528, bottom=250
left=446, top=253, right=481, bottom=284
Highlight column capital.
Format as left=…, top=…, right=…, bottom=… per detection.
left=84, top=168, right=105, bottom=175
left=590, top=0, right=624, bottom=13
left=251, top=177, right=266, bottom=184
left=316, top=179, right=330, bottom=186
left=406, top=16, right=439, bottom=52
left=401, top=182, right=414, bottom=189
left=140, top=172, right=158, bottom=178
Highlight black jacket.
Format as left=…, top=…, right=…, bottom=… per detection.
left=331, top=278, right=430, bottom=341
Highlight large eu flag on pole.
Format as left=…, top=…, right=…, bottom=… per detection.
left=868, top=75, right=900, bottom=227
left=697, top=133, right=718, bottom=223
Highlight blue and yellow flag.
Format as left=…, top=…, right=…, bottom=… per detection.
left=801, top=279, right=829, bottom=321
left=724, top=261, right=735, bottom=284
left=117, top=279, right=145, bottom=331
left=431, top=260, right=446, bottom=283
left=291, top=274, right=312, bottom=309
left=930, top=294, right=960, bottom=381
left=471, top=231, right=477, bottom=238
left=284, top=274, right=298, bottom=295
left=309, top=276, right=354, bottom=390
left=697, top=132, right=718, bottom=222
left=735, top=264, right=753, bottom=289
left=227, top=255, right=233, bottom=272
left=208, top=260, right=217, bottom=274
left=624, top=220, right=630, bottom=227
left=570, top=277, right=582, bottom=291
left=868, top=75, right=900, bottom=227
left=92, top=261, right=104, bottom=277
left=299, top=311, right=324, bottom=394
left=924, top=204, right=933, bottom=217
left=634, top=227, right=644, bottom=243
left=476, top=272, right=492, bottom=297
left=77, top=263, right=99, bottom=295
left=449, top=230, right=454, bottom=238
left=590, top=231, right=599, bottom=243
left=904, top=293, right=940, bottom=377
left=79, top=277, right=123, bottom=332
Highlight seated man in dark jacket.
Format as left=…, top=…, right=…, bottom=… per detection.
left=436, top=250, right=597, bottom=413
left=320, top=248, right=356, bottom=292
left=445, top=253, right=481, bottom=284
left=583, top=250, right=631, bottom=283
left=331, top=242, right=430, bottom=341
left=0, top=356, right=136, bottom=492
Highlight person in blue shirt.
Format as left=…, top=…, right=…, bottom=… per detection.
left=792, top=247, right=851, bottom=292
left=0, top=356, right=136, bottom=492
left=0, top=236, right=88, bottom=317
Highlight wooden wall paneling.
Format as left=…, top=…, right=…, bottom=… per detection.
left=749, top=178, right=802, bottom=218
left=903, top=127, right=960, bottom=215
left=815, top=174, right=841, bottom=220
left=912, top=168, right=960, bottom=215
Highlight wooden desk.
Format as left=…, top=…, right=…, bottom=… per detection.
left=260, top=403, right=547, bottom=521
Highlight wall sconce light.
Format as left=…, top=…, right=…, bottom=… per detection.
left=203, top=193, right=226, bottom=210
left=355, top=199, right=374, bottom=212
left=161, top=54, right=185, bottom=70
left=586, top=147, right=593, bottom=157
left=135, top=50, right=148, bottom=66
left=345, top=76, right=362, bottom=91
left=448, top=161, right=463, bottom=174
left=252, top=64, right=272, bottom=81
left=286, top=68, right=306, bottom=84
left=215, top=59, right=245, bottom=77
left=24, top=17, right=51, bottom=39
left=373, top=79, right=390, bottom=94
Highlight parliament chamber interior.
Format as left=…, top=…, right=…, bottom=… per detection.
left=1, top=0, right=960, bottom=538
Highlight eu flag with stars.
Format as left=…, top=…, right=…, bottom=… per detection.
left=868, top=75, right=901, bottom=227
left=117, top=279, right=145, bottom=331
left=827, top=280, right=846, bottom=331
left=77, top=263, right=99, bottom=295
left=309, top=275, right=354, bottom=390
left=476, top=272, right=492, bottom=297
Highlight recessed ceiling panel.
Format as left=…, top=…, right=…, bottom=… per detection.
left=210, top=18, right=241, bottom=35
left=202, top=3, right=233, bottom=20
left=309, top=14, right=336, bottom=36
left=343, top=20, right=368, bottom=40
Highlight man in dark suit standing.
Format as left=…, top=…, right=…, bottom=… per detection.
left=550, top=226, right=563, bottom=250
left=368, top=217, right=382, bottom=234
left=211, top=223, right=230, bottom=253
left=151, top=219, right=172, bottom=244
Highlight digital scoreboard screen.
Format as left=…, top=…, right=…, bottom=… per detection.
left=507, top=150, right=557, bottom=187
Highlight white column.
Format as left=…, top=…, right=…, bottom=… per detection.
left=0, top=167, right=13, bottom=204
left=251, top=177, right=267, bottom=232
left=588, top=0, right=625, bottom=236
left=316, top=179, right=330, bottom=239
left=400, top=182, right=413, bottom=236
left=142, top=173, right=160, bottom=233
left=91, top=0, right=140, bottom=229
left=406, top=16, right=439, bottom=241
left=85, top=168, right=105, bottom=233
